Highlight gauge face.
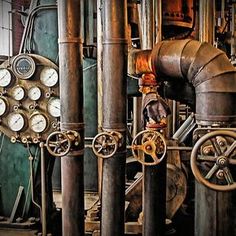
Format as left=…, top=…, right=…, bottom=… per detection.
left=40, top=67, right=59, bottom=87
left=0, top=97, right=7, bottom=116
left=0, top=68, right=12, bottom=87
left=47, top=97, right=60, bottom=118
left=12, top=86, right=25, bottom=101
left=8, top=113, right=25, bottom=132
left=28, top=86, right=42, bottom=101
left=30, top=113, right=47, bottom=133
left=12, top=54, right=36, bottom=79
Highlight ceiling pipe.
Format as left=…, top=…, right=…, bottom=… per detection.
left=130, top=39, right=236, bottom=126
left=57, top=0, right=84, bottom=235
left=101, top=0, right=128, bottom=235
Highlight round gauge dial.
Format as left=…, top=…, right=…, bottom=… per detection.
left=30, top=113, right=47, bottom=133
left=0, top=68, right=12, bottom=87
left=12, top=54, right=36, bottom=79
left=12, top=86, right=25, bottom=101
left=0, top=97, right=7, bottom=116
left=40, top=67, right=59, bottom=87
left=47, top=97, right=60, bottom=118
left=28, top=86, right=42, bottom=101
left=8, top=113, right=25, bottom=132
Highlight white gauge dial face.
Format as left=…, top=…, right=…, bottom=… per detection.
left=0, top=97, right=7, bottom=116
left=0, top=68, right=12, bottom=87
left=8, top=113, right=25, bottom=132
left=40, top=67, right=58, bottom=87
left=47, top=97, right=60, bottom=118
left=28, top=86, right=42, bottom=101
left=30, top=113, right=47, bottom=133
left=12, top=86, right=25, bottom=101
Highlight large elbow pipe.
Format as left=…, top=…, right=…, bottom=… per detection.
left=149, top=39, right=236, bottom=126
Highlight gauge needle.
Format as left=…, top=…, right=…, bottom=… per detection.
left=0, top=73, right=8, bottom=80
left=48, top=72, right=55, bottom=79
left=32, top=120, right=43, bottom=126
left=50, top=104, right=60, bottom=110
left=13, top=117, right=21, bottom=125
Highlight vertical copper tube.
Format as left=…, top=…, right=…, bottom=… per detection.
left=101, top=0, right=127, bottom=235
left=58, top=1, right=84, bottom=235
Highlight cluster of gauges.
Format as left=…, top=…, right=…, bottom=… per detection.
left=0, top=54, right=60, bottom=142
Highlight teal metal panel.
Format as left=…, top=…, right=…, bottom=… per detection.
left=83, top=58, right=98, bottom=192
left=0, top=136, right=39, bottom=217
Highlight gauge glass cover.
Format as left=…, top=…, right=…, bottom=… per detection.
left=12, top=54, right=36, bottom=79
left=30, top=113, right=47, bottom=133
left=0, top=68, right=12, bottom=87
left=12, top=86, right=25, bottom=101
left=40, top=67, right=58, bottom=87
left=0, top=97, right=7, bottom=116
left=47, top=97, right=60, bottom=118
left=8, top=113, right=25, bottom=132
left=28, top=86, right=42, bottom=101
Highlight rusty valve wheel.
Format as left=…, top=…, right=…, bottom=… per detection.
left=191, top=130, right=236, bottom=191
left=92, top=132, right=118, bottom=158
left=46, top=131, right=71, bottom=157
left=131, top=130, right=166, bottom=166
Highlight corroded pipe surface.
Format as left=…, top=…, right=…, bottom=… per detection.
left=58, top=0, right=84, bottom=235
left=101, top=0, right=127, bottom=235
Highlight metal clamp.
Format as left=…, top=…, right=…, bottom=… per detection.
left=92, top=131, right=123, bottom=159
left=46, top=130, right=80, bottom=157
left=131, top=130, right=166, bottom=166
left=191, top=130, right=236, bottom=191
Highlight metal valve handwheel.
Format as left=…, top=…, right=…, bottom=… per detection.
left=191, top=130, right=236, bottom=191
left=46, top=131, right=71, bottom=157
left=92, top=132, right=118, bottom=158
left=131, top=130, right=166, bottom=166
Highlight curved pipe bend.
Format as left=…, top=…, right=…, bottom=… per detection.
left=150, top=39, right=236, bottom=126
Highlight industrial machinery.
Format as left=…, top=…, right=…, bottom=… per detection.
left=0, top=0, right=236, bottom=236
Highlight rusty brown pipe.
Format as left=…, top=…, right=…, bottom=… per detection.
left=131, top=39, right=236, bottom=126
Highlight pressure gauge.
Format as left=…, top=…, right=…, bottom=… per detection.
left=12, top=86, right=25, bottom=101
left=29, top=113, right=47, bottom=133
left=12, top=54, right=36, bottom=79
left=0, top=97, right=7, bottom=116
left=40, top=67, right=59, bottom=87
left=8, top=113, right=25, bottom=132
left=47, top=97, right=60, bottom=118
left=28, top=86, right=42, bottom=101
left=0, top=68, right=12, bottom=87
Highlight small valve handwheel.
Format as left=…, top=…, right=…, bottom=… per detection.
left=131, top=130, right=166, bottom=166
left=191, top=130, right=236, bottom=191
left=92, top=132, right=118, bottom=158
left=46, top=131, right=71, bottom=157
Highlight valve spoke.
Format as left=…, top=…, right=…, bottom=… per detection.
left=205, top=164, right=219, bottom=180
left=151, top=152, right=159, bottom=164
left=223, top=167, right=234, bottom=185
left=224, top=141, right=236, bottom=158
left=197, top=154, right=216, bottom=162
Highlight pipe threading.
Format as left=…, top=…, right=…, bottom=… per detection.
left=151, top=39, right=236, bottom=126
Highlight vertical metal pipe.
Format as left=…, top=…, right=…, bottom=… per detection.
left=58, top=1, right=84, bottom=235
left=141, top=1, right=166, bottom=236
left=97, top=0, right=103, bottom=198
left=101, top=0, right=127, bottom=235
left=155, top=0, right=162, bottom=43
left=199, top=0, right=215, bottom=44
left=141, top=0, right=155, bottom=49
left=231, top=3, right=236, bottom=61
left=40, top=142, right=47, bottom=236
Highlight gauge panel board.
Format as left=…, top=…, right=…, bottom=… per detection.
left=0, top=54, right=60, bottom=143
